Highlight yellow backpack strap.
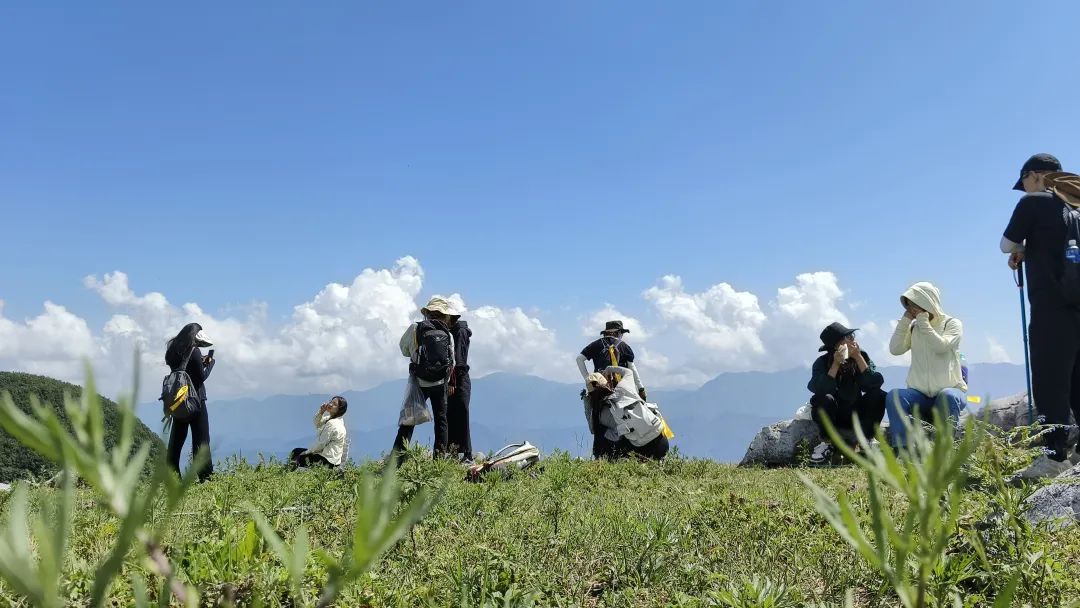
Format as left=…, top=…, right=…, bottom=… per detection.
left=607, top=338, right=623, bottom=383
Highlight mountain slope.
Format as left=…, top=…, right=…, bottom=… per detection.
left=1, top=372, right=164, bottom=483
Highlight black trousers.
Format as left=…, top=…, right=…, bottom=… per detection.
left=1029, top=302, right=1080, bottom=458
left=810, top=389, right=887, bottom=443
left=167, top=405, right=213, bottom=481
left=289, top=448, right=335, bottom=468
left=393, top=384, right=450, bottom=456
left=594, top=434, right=669, bottom=461
left=447, top=372, right=472, bottom=456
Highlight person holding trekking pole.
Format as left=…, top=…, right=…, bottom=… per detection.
left=1002, top=153, right=1080, bottom=479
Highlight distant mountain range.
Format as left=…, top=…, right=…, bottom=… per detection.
left=137, top=363, right=1027, bottom=464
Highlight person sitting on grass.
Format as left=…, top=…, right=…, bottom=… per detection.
left=806, top=322, right=887, bottom=465
left=290, top=396, right=348, bottom=469
left=886, top=282, right=967, bottom=451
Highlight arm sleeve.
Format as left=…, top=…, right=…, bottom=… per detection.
left=626, top=361, right=645, bottom=392
left=202, top=356, right=215, bottom=380
left=889, top=318, right=913, bottom=356
left=399, top=325, right=416, bottom=358
left=1000, top=235, right=1024, bottom=254
left=915, top=316, right=963, bottom=354
left=807, top=356, right=836, bottom=395
left=186, top=348, right=206, bottom=384
left=621, top=343, right=636, bottom=364
left=580, top=340, right=599, bottom=361
left=575, top=354, right=590, bottom=381
left=313, top=411, right=326, bottom=429
left=1003, top=198, right=1033, bottom=246
left=857, top=353, right=885, bottom=390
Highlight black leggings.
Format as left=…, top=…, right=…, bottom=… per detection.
left=448, top=372, right=472, bottom=456
left=289, top=448, right=335, bottom=468
left=594, top=434, right=670, bottom=461
left=393, top=384, right=450, bottom=456
left=1029, top=303, right=1080, bottom=458
left=810, top=389, right=887, bottom=443
left=167, top=406, right=213, bottom=482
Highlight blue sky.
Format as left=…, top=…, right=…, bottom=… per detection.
left=3, top=2, right=1080, bottom=396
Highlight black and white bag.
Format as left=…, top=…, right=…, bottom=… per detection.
left=160, top=348, right=203, bottom=422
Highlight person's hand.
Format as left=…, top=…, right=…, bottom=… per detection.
left=203, top=355, right=213, bottom=365
left=916, top=311, right=930, bottom=323
left=448, top=385, right=457, bottom=397
left=848, top=340, right=861, bottom=360
left=638, top=388, right=648, bottom=401
left=832, top=347, right=847, bottom=365
left=1009, top=251, right=1025, bottom=271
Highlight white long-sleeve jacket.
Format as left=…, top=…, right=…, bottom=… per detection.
left=307, top=411, right=347, bottom=466
left=889, top=282, right=967, bottom=397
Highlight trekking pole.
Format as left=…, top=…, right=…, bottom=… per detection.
left=1015, top=260, right=1035, bottom=424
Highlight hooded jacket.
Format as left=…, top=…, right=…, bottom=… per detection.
left=889, top=282, right=967, bottom=397
left=452, top=320, right=472, bottom=374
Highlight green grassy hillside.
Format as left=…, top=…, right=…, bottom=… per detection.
left=2, top=453, right=1078, bottom=607
left=0, top=371, right=164, bottom=483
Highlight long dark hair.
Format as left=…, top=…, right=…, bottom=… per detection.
left=331, top=396, right=348, bottom=419
left=165, top=323, right=203, bottom=369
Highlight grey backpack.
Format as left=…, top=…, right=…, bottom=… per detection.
left=160, top=348, right=203, bottom=422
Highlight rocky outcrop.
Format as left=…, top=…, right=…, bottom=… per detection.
left=1024, top=463, right=1080, bottom=526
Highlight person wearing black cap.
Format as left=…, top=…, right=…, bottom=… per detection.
left=1002, top=153, right=1080, bottom=479
left=576, top=320, right=647, bottom=458
left=806, top=322, right=886, bottom=464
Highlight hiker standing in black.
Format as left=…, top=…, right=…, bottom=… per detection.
left=164, top=323, right=215, bottom=481
left=1002, top=153, right=1080, bottom=479
left=447, top=312, right=473, bottom=460
left=576, top=320, right=647, bottom=458
left=392, top=297, right=456, bottom=458
left=806, top=322, right=886, bottom=464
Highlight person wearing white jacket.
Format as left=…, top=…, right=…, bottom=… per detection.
left=290, top=396, right=348, bottom=468
left=886, top=282, right=968, bottom=449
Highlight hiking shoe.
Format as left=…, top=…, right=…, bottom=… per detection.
left=1009, top=452, right=1073, bottom=485
left=809, top=442, right=833, bottom=466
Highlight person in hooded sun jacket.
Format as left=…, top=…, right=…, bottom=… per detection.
left=885, top=282, right=968, bottom=450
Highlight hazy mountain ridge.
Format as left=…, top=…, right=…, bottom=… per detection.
left=138, top=363, right=1027, bottom=463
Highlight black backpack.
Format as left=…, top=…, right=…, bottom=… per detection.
left=411, top=320, right=453, bottom=382
left=160, top=348, right=203, bottom=422
left=1061, top=204, right=1080, bottom=306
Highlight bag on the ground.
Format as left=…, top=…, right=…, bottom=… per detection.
left=412, top=320, right=453, bottom=383
left=466, top=441, right=541, bottom=482
left=160, top=348, right=203, bottom=422
left=398, top=375, right=433, bottom=426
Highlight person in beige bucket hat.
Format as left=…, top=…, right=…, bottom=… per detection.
left=392, top=296, right=458, bottom=460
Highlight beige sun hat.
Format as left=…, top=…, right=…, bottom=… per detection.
left=421, top=296, right=456, bottom=317
left=585, top=372, right=609, bottom=393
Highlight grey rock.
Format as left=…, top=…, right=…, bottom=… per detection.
left=739, top=419, right=859, bottom=467
left=1024, top=464, right=1080, bottom=526
left=984, top=393, right=1037, bottom=430
left=0, top=482, right=9, bottom=493
left=983, top=392, right=1077, bottom=431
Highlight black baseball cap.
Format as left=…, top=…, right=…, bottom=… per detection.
left=1013, top=153, right=1062, bottom=191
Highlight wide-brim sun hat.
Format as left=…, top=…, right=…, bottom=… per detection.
left=585, top=372, right=609, bottom=393
left=194, top=330, right=213, bottom=347
left=421, top=296, right=456, bottom=317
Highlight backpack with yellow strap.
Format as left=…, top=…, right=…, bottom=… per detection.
left=605, top=338, right=674, bottom=440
